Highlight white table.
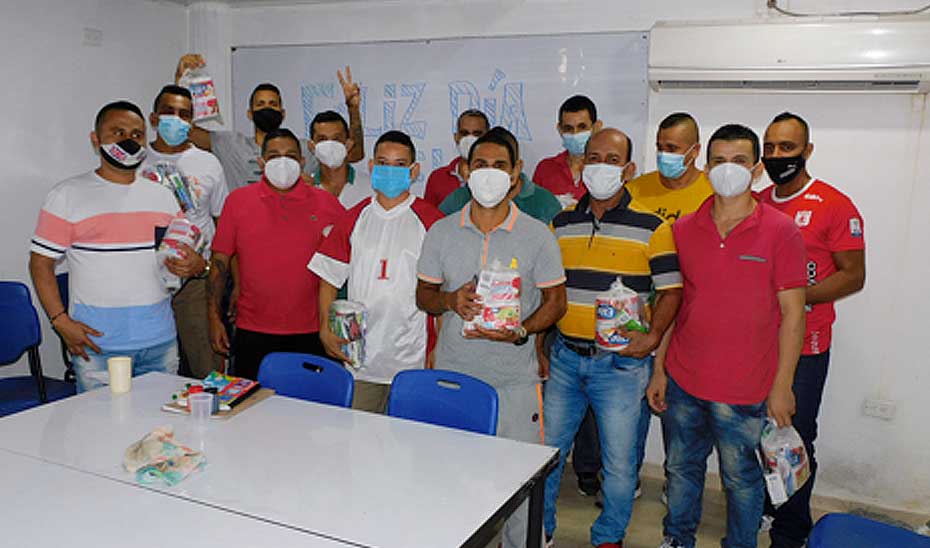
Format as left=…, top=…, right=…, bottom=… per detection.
left=0, top=373, right=558, bottom=548
left=0, top=448, right=358, bottom=547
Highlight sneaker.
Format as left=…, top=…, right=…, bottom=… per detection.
left=759, top=514, right=775, bottom=533
left=577, top=473, right=600, bottom=496
left=658, top=537, right=684, bottom=548
left=545, top=535, right=555, bottom=548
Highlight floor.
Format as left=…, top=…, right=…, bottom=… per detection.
left=549, top=471, right=928, bottom=548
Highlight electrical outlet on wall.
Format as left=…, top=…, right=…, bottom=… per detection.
left=862, top=398, right=897, bottom=420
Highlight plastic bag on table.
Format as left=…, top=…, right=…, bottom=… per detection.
left=760, top=418, right=811, bottom=507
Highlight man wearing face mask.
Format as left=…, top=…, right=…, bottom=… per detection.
left=140, top=85, right=229, bottom=379
left=310, top=131, right=443, bottom=413
left=544, top=129, right=683, bottom=548
left=648, top=124, right=806, bottom=548
left=759, top=112, right=865, bottom=548
left=533, top=95, right=603, bottom=209
left=424, top=109, right=490, bottom=207
left=30, top=101, right=203, bottom=392
left=307, top=110, right=370, bottom=209
left=416, top=131, right=567, bottom=548
left=208, top=128, right=345, bottom=380
left=438, top=127, right=563, bottom=224
left=174, top=55, right=365, bottom=190
left=627, top=112, right=712, bottom=223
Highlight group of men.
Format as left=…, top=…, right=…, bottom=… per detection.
left=28, top=53, right=865, bottom=548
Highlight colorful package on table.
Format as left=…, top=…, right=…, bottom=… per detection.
left=463, top=258, right=521, bottom=334
left=330, top=299, right=367, bottom=370
left=595, top=277, right=648, bottom=351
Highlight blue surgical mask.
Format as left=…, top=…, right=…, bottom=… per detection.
left=656, top=144, right=696, bottom=180
left=562, top=131, right=591, bottom=156
left=157, top=115, right=191, bottom=147
left=371, top=165, right=412, bottom=199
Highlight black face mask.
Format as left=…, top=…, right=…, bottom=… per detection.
left=252, top=108, right=283, bottom=133
left=762, top=154, right=806, bottom=186
left=100, top=139, right=146, bottom=170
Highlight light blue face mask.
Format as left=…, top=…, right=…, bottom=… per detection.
left=157, top=115, right=191, bottom=147
left=371, top=164, right=412, bottom=199
left=561, top=131, right=591, bottom=157
left=656, top=144, right=696, bottom=180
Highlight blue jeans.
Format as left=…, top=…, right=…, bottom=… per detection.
left=543, top=336, right=650, bottom=545
left=663, top=376, right=766, bottom=548
left=766, top=350, right=830, bottom=548
left=75, top=339, right=180, bottom=392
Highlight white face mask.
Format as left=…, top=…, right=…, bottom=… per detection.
left=264, top=157, right=301, bottom=189
left=582, top=163, right=626, bottom=200
left=313, top=140, right=348, bottom=169
left=708, top=162, right=755, bottom=198
left=468, top=168, right=513, bottom=208
left=457, top=135, right=479, bottom=160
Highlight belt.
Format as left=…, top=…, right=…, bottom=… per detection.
left=559, top=335, right=600, bottom=357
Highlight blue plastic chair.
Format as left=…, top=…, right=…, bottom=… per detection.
left=257, top=353, right=354, bottom=407
left=55, top=273, right=76, bottom=383
left=0, top=281, right=75, bottom=416
left=387, top=369, right=499, bottom=435
left=808, top=513, right=930, bottom=548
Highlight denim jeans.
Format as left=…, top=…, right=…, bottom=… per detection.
left=766, top=350, right=830, bottom=548
left=663, top=376, right=766, bottom=548
left=572, top=406, right=602, bottom=478
left=543, top=336, right=650, bottom=545
left=75, top=339, right=180, bottom=393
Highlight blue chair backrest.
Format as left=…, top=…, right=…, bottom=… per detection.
left=387, top=369, right=498, bottom=435
left=809, top=513, right=930, bottom=547
left=0, top=282, right=42, bottom=365
left=257, top=353, right=354, bottom=408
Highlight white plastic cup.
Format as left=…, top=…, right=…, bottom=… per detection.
left=188, top=392, right=214, bottom=429
left=107, top=357, right=132, bottom=394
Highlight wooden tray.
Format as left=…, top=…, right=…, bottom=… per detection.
left=161, top=388, right=275, bottom=420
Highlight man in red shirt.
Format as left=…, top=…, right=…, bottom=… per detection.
left=207, top=128, right=346, bottom=379
left=423, top=109, right=489, bottom=207
left=532, top=95, right=603, bottom=208
left=760, top=112, right=866, bottom=548
left=647, top=124, right=807, bottom=548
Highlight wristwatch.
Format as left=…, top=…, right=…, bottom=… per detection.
left=198, top=261, right=211, bottom=279
left=513, top=325, right=529, bottom=346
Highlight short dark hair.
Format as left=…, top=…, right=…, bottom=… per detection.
left=659, top=112, right=700, bottom=142
left=457, top=109, right=490, bottom=131
left=770, top=111, right=810, bottom=144
left=249, top=83, right=282, bottom=110
left=310, top=110, right=349, bottom=140
left=94, top=101, right=144, bottom=133
left=153, top=85, right=192, bottom=113
left=374, top=130, right=416, bottom=163
left=487, top=126, right=519, bottom=158
left=468, top=131, right=516, bottom=167
left=707, top=124, right=760, bottom=163
left=558, top=95, right=597, bottom=124
left=261, top=128, right=301, bottom=156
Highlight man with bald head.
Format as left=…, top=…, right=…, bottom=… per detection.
left=543, top=128, right=683, bottom=548
left=627, top=112, right=713, bottom=223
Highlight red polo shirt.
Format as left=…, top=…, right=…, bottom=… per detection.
left=666, top=197, right=806, bottom=405
left=532, top=150, right=587, bottom=201
left=424, top=157, right=466, bottom=207
left=212, top=177, right=346, bottom=335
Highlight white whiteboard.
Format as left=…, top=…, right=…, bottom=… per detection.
left=231, top=33, right=649, bottom=193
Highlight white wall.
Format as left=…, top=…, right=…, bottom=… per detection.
left=187, top=0, right=930, bottom=513
left=0, top=0, right=189, bottom=377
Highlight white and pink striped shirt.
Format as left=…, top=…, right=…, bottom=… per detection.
left=32, top=171, right=181, bottom=351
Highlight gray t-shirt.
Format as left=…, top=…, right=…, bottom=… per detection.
left=417, top=202, right=566, bottom=388
left=211, top=131, right=318, bottom=191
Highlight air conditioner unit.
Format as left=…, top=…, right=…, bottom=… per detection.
left=649, top=19, right=930, bottom=93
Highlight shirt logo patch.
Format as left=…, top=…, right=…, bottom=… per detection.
left=739, top=255, right=767, bottom=263
left=795, top=210, right=812, bottom=227
left=804, top=193, right=824, bottom=203
left=850, top=218, right=862, bottom=238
